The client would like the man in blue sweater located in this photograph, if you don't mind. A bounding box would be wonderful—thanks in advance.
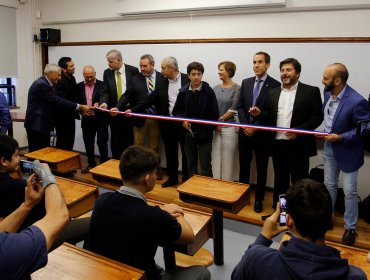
[232,179,366,280]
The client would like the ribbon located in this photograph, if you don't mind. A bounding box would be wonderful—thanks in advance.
[95,107,328,136]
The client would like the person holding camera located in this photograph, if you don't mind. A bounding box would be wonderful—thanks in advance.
[0,160,69,279]
[231,179,366,280]
[0,134,90,249]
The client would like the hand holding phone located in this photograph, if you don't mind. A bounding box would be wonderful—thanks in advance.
[19,160,35,175]
[279,194,287,226]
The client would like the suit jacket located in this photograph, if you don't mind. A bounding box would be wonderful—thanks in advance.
[323,85,369,172]
[56,72,80,120]
[263,82,323,157]
[77,79,103,106]
[24,76,77,135]
[116,70,165,127]
[99,64,139,108]
[238,75,281,125]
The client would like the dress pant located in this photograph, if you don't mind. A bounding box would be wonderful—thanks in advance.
[110,115,134,160]
[26,128,50,152]
[55,114,76,151]
[159,120,189,183]
[133,118,160,154]
[238,131,269,202]
[184,132,213,178]
[81,112,109,167]
[212,126,239,181]
[271,139,309,204]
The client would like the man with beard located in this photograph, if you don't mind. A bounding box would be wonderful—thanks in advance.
[250,58,323,210]
[319,63,369,246]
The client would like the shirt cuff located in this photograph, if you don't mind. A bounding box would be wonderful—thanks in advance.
[76,104,80,111]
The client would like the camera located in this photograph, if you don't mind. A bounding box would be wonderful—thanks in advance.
[19,160,35,175]
[279,194,287,226]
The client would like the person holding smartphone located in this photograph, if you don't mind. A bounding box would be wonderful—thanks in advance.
[232,179,366,280]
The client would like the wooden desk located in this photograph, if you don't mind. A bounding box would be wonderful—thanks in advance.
[280,233,370,278]
[89,159,121,190]
[32,243,145,280]
[8,111,25,137]
[25,147,81,174]
[177,175,250,265]
[57,176,98,218]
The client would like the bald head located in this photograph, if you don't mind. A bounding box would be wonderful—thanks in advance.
[327,63,349,83]
[83,65,96,86]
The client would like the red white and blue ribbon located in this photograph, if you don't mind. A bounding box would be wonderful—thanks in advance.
[95,107,328,136]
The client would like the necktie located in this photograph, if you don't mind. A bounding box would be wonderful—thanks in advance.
[116,71,122,100]
[148,76,154,94]
[252,79,262,106]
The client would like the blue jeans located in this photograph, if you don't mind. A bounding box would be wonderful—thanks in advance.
[322,142,358,230]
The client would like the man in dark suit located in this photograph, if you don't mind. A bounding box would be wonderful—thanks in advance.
[320,63,369,246]
[251,58,323,209]
[55,57,79,150]
[77,65,107,172]
[113,55,165,164]
[99,49,139,159]
[238,52,281,213]
[25,64,91,152]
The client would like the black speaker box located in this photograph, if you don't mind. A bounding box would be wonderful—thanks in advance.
[40,28,61,43]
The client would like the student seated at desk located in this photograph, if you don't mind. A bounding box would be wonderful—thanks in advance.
[232,179,366,280]
[0,161,69,279]
[88,145,210,280]
[0,134,90,250]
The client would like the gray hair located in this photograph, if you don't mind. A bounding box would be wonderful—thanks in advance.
[140,54,155,65]
[106,49,122,61]
[162,56,178,71]
[44,64,61,74]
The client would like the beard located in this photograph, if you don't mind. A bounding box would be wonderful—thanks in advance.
[325,81,335,92]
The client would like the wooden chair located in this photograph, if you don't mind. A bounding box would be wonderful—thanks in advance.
[175,247,214,268]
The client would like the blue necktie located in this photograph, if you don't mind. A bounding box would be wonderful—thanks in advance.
[252,79,262,106]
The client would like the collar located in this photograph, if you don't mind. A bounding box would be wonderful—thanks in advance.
[169,72,180,83]
[189,82,202,92]
[329,85,347,101]
[117,185,147,203]
[44,75,53,87]
[281,81,299,91]
[256,74,267,82]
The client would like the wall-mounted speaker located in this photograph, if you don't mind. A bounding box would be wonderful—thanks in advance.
[40,28,61,43]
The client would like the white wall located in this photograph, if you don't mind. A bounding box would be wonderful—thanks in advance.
[11,0,370,197]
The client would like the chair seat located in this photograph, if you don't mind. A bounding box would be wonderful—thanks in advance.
[175,247,214,268]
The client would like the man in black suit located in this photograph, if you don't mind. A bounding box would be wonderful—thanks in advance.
[114,55,164,159]
[250,58,323,209]
[77,65,108,172]
[25,64,91,152]
[99,49,139,159]
[55,57,79,150]
[238,52,281,213]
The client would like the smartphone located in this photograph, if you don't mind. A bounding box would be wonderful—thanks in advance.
[19,160,35,175]
[279,194,287,226]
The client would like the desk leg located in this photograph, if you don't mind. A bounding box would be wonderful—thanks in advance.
[213,209,224,265]
[163,246,176,272]
[8,122,13,137]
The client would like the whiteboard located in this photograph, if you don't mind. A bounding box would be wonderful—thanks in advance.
[48,42,370,99]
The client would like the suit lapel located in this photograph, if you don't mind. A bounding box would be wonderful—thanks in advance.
[332,86,350,127]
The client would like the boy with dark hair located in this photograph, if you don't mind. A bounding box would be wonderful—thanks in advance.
[231,179,366,280]
[173,61,219,178]
[0,134,90,249]
[88,145,210,280]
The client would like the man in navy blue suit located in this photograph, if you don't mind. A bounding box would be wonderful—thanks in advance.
[77,65,107,172]
[237,52,281,213]
[25,64,92,152]
[320,63,369,246]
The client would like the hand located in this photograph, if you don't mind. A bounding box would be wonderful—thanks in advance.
[33,160,57,189]
[183,121,191,130]
[93,102,99,108]
[79,105,93,116]
[216,126,222,133]
[24,174,43,209]
[249,106,261,117]
[99,103,108,109]
[324,133,342,142]
[124,109,132,117]
[286,132,297,140]
[261,202,288,240]
[163,203,185,218]
[243,128,256,137]
[109,107,119,117]
[315,134,326,140]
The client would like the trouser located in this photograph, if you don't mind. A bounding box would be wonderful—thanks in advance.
[26,128,50,152]
[238,131,269,202]
[110,115,134,160]
[159,265,211,280]
[159,120,189,182]
[133,118,160,154]
[272,140,309,204]
[55,115,75,151]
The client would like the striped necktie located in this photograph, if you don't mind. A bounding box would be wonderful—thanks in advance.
[116,71,122,100]
[148,76,154,94]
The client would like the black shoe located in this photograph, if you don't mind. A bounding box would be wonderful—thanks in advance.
[81,165,95,174]
[254,201,263,213]
[342,229,357,246]
[162,180,178,188]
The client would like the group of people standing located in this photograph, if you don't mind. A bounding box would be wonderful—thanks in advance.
[24,49,369,247]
